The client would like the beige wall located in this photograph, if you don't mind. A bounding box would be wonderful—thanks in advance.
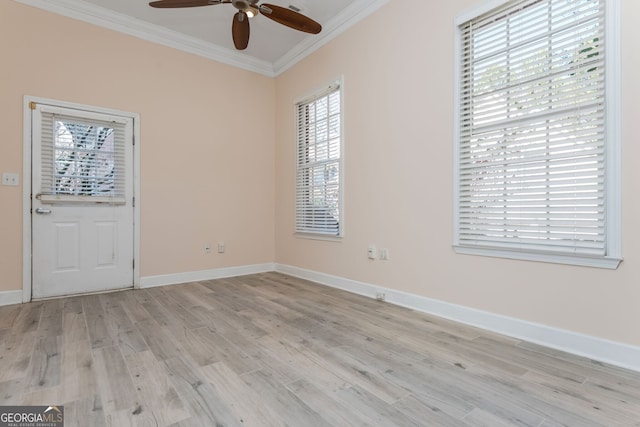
[275,0,640,347]
[0,1,276,289]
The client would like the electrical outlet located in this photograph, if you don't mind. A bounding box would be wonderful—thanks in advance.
[217,242,225,253]
[2,173,19,186]
[379,248,390,260]
[367,245,377,259]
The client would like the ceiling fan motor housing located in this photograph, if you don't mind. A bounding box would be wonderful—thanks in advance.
[232,0,257,10]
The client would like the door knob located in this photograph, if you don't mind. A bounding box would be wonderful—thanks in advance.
[35,208,52,214]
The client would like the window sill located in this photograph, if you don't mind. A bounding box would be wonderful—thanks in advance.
[454,245,622,270]
[295,232,343,242]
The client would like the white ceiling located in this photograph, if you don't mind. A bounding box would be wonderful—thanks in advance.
[16,0,389,76]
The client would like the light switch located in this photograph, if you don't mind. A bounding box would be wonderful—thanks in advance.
[2,173,19,186]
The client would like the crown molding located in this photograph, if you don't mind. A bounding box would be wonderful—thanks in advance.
[14,0,390,78]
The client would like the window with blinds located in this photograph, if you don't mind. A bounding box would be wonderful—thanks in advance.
[40,112,127,204]
[454,0,621,267]
[295,83,343,237]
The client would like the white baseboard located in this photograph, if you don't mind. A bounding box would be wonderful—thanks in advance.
[140,263,276,289]
[0,290,23,307]
[275,263,640,373]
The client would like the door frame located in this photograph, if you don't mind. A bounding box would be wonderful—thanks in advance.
[22,95,141,302]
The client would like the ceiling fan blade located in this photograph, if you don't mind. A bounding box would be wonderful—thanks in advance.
[149,0,226,8]
[259,3,321,34]
[232,12,250,50]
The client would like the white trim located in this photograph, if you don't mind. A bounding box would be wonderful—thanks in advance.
[454,246,622,269]
[22,96,141,302]
[139,263,276,289]
[22,99,33,304]
[133,115,141,290]
[0,290,23,307]
[452,13,462,252]
[14,0,389,78]
[605,0,622,260]
[275,263,640,373]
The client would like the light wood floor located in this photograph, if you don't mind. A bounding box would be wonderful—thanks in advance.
[1,272,639,426]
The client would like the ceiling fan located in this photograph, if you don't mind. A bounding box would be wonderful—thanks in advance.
[149,0,322,50]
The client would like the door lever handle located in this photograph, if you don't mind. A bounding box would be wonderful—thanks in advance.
[35,208,52,215]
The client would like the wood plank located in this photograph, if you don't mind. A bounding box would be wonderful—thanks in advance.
[133,318,183,361]
[200,362,285,426]
[11,301,43,334]
[36,298,64,338]
[178,327,259,374]
[62,298,89,345]
[0,304,23,330]
[92,345,139,415]
[1,273,639,427]
[124,350,190,426]
[469,335,588,384]
[518,369,640,426]
[0,331,36,382]
[310,344,412,404]
[341,342,544,426]
[163,356,243,427]
[240,369,331,427]
[63,396,106,427]
[196,302,268,341]
[60,339,98,403]
[254,334,348,393]
[520,339,640,386]
[21,384,62,406]
[462,407,523,427]
[100,293,148,356]
[118,290,153,323]
[104,408,158,427]
[331,384,421,426]
[147,287,205,330]
[392,394,473,427]
[24,334,62,393]
[218,326,303,384]
[0,378,26,405]
[81,295,114,349]
[286,379,379,427]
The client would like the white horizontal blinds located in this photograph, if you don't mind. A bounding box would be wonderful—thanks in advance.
[458,0,606,255]
[40,112,126,201]
[296,84,342,235]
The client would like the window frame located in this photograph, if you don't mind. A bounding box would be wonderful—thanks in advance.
[38,112,127,205]
[453,0,621,269]
[294,79,345,239]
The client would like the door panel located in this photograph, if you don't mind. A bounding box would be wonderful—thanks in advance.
[96,221,117,267]
[54,222,80,270]
[32,103,134,299]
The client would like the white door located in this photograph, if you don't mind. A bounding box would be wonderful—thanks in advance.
[31,103,134,299]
